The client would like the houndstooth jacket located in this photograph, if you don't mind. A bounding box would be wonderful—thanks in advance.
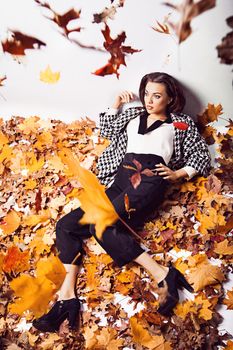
[96,106,211,187]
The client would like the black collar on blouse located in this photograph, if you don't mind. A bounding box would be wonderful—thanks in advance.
[138,111,173,135]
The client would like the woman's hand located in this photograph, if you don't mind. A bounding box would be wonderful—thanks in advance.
[112,91,135,109]
[155,163,180,182]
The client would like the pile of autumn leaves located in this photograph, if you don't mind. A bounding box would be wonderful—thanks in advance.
[0,108,232,350]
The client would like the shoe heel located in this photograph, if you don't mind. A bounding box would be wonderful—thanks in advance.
[177,271,194,292]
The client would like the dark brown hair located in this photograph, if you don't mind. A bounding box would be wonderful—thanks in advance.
[139,72,186,113]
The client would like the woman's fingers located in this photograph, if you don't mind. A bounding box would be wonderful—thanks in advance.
[119,91,134,103]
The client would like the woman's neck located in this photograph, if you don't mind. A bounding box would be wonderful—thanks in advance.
[147,113,168,121]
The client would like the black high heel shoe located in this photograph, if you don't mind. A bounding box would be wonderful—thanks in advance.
[157,266,194,316]
[32,298,81,332]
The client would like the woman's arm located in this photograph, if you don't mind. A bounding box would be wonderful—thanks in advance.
[99,90,138,141]
[181,116,212,177]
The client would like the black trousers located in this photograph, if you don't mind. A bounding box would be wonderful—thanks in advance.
[56,153,169,267]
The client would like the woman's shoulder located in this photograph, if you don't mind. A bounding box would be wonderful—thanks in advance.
[171,112,196,126]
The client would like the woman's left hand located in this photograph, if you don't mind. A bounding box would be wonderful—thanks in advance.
[155,163,179,182]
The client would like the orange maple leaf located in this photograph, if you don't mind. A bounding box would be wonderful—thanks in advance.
[3,246,29,274]
[58,148,119,240]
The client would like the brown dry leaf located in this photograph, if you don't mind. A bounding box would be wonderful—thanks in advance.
[174,294,213,320]
[93,24,141,78]
[223,289,233,309]
[152,20,170,34]
[35,0,82,37]
[2,31,46,56]
[188,261,224,291]
[216,16,233,65]
[197,102,224,127]
[163,0,216,43]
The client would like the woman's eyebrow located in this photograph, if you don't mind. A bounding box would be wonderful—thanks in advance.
[145,90,162,94]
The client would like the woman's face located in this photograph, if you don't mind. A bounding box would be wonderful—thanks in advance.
[144,81,172,115]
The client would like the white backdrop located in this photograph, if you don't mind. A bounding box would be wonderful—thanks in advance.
[0,0,232,125]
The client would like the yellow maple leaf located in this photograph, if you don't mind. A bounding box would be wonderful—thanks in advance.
[130,316,166,349]
[188,261,224,291]
[40,65,60,84]
[26,151,44,173]
[58,148,119,240]
[9,255,66,317]
[223,289,233,309]
[214,239,233,256]
[23,209,51,227]
[174,294,213,320]
[174,257,188,274]
[0,131,9,148]
[0,144,13,163]
[24,179,37,190]
[0,210,21,235]
[195,208,226,235]
[34,131,53,150]
[18,116,40,135]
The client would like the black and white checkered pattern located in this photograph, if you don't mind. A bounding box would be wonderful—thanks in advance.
[96,107,211,187]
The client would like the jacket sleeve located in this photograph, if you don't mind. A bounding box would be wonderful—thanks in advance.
[182,116,212,177]
[99,107,142,141]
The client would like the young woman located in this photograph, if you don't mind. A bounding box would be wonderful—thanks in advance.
[33,72,211,332]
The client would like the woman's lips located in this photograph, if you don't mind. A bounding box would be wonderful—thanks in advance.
[146,106,153,110]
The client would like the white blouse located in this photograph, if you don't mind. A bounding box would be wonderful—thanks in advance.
[105,108,198,180]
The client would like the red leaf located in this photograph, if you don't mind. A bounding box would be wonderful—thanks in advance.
[93,24,141,78]
[130,172,141,189]
[132,159,142,171]
[173,121,189,130]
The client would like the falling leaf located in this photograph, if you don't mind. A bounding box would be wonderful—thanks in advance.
[216,16,233,65]
[163,0,216,43]
[35,0,82,37]
[9,255,66,317]
[40,65,60,84]
[152,20,170,34]
[93,24,141,78]
[2,31,46,56]
[58,148,119,239]
[0,75,7,86]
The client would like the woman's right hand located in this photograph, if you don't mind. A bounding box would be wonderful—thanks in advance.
[112,91,135,109]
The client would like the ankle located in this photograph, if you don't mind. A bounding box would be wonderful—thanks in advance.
[57,292,76,301]
[156,266,169,284]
